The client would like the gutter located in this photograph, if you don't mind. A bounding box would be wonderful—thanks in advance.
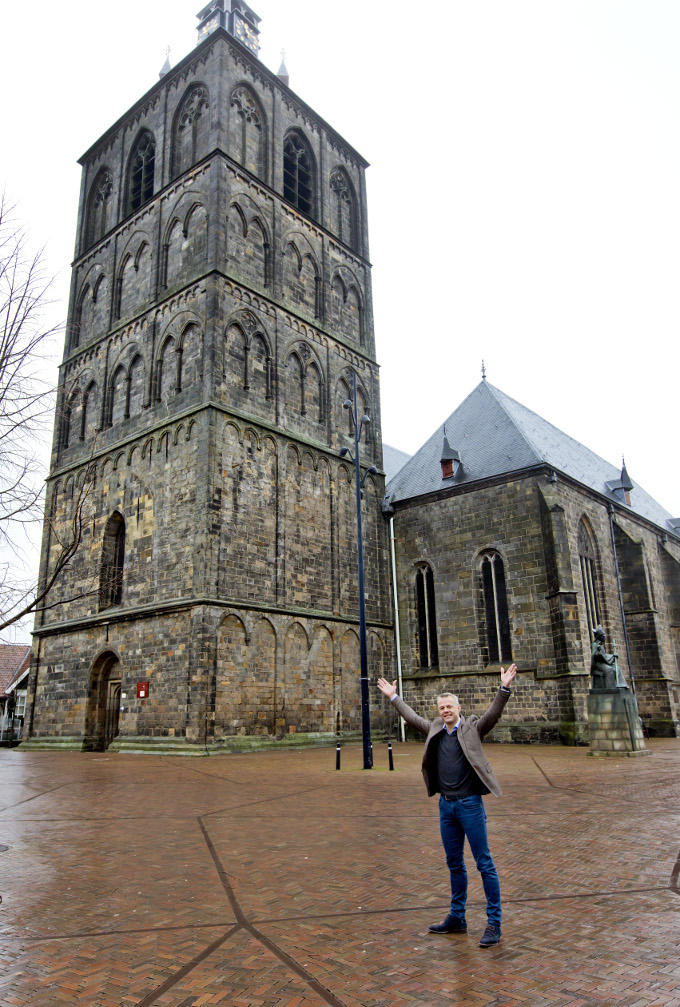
[389,514,405,742]
[608,504,636,695]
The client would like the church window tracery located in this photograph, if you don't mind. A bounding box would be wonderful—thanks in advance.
[85,169,113,249]
[578,519,602,639]
[230,86,265,179]
[126,132,156,214]
[283,132,315,216]
[415,564,438,669]
[172,85,210,177]
[330,168,357,251]
[479,550,512,664]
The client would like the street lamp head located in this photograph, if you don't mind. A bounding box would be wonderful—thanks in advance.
[361,415,371,425]
[367,465,378,475]
[343,399,352,409]
[339,447,349,457]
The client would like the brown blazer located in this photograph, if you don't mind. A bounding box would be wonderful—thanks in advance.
[392,688,511,798]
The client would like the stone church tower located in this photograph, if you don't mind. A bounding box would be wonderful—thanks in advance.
[25,1,393,753]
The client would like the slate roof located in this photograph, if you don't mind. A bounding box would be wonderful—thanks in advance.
[382,444,411,483]
[0,645,30,697]
[386,381,678,536]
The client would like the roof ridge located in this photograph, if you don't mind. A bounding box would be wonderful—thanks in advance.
[482,382,543,464]
[486,382,628,480]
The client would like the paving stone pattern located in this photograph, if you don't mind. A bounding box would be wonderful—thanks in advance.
[1,741,679,1006]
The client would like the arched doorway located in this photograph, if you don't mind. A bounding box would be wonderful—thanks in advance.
[84,652,122,751]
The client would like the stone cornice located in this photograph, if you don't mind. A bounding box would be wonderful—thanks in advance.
[390,464,680,545]
[61,263,377,374]
[47,400,383,484]
[73,149,372,273]
[33,596,392,638]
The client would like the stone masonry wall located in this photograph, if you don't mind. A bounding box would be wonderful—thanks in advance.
[29,28,392,750]
[392,470,680,739]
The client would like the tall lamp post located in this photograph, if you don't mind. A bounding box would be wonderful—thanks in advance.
[339,369,377,770]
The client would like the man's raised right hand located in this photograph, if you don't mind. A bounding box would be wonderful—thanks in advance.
[376,677,397,699]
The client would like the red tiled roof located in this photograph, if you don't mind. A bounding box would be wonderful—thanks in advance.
[0,645,31,696]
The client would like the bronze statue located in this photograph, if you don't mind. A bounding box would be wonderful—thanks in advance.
[590,626,625,690]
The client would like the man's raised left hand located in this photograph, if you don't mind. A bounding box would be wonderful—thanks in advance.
[500,663,517,688]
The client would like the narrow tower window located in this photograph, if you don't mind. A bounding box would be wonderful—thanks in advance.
[230,86,265,179]
[330,168,357,251]
[99,512,125,610]
[283,132,314,215]
[85,169,113,249]
[127,132,156,214]
[172,85,210,177]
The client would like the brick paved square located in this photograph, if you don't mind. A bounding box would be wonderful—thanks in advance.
[1,741,679,1006]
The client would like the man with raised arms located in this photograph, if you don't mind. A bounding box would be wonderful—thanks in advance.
[377,664,517,948]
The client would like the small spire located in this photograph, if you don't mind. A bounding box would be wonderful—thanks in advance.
[605,455,634,504]
[277,49,290,87]
[440,430,461,479]
[620,457,633,492]
[159,46,172,78]
[481,359,487,381]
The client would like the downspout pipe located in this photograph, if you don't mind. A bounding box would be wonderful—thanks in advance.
[608,504,636,695]
[389,514,406,742]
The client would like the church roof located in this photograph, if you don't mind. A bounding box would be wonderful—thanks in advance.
[382,444,411,483]
[386,381,677,536]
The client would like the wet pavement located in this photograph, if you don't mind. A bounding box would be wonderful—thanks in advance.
[1,738,679,1006]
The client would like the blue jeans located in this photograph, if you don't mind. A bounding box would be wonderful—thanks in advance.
[438,794,501,927]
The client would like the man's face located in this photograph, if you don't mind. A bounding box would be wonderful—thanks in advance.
[437,696,460,725]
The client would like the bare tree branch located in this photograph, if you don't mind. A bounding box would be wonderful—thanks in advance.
[0,194,88,637]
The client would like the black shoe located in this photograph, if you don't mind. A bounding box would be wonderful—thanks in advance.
[479,924,501,947]
[428,916,467,934]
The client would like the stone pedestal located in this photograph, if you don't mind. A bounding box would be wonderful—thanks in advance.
[587,687,648,757]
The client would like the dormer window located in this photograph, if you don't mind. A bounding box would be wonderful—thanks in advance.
[440,433,461,480]
[606,459,634,506]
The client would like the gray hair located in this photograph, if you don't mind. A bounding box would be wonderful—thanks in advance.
[436,692,459,705]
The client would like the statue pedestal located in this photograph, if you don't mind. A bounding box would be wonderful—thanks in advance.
[587,688,648,757]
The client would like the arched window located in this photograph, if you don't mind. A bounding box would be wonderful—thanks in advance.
[72,285,89,351]
[283,132,314,216]
[85,169,113,249]
[578,520,602,638]
[82,381,98,440]
[416,565,438,669]
[306,361,324,423]
[99,512,125,610]
[479,551,512,664]
[230,85,265,178]
[61,396,74,451]
[178,324,201,393]
[172,85,210,177]
[285,352,304,415]
[329,168,357,251]
[156,336,177,402]
[126,131,156,214]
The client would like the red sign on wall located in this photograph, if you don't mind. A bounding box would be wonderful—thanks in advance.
[137,681,150,699]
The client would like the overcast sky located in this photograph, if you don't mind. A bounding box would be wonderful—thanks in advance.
[2,1,679,639]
